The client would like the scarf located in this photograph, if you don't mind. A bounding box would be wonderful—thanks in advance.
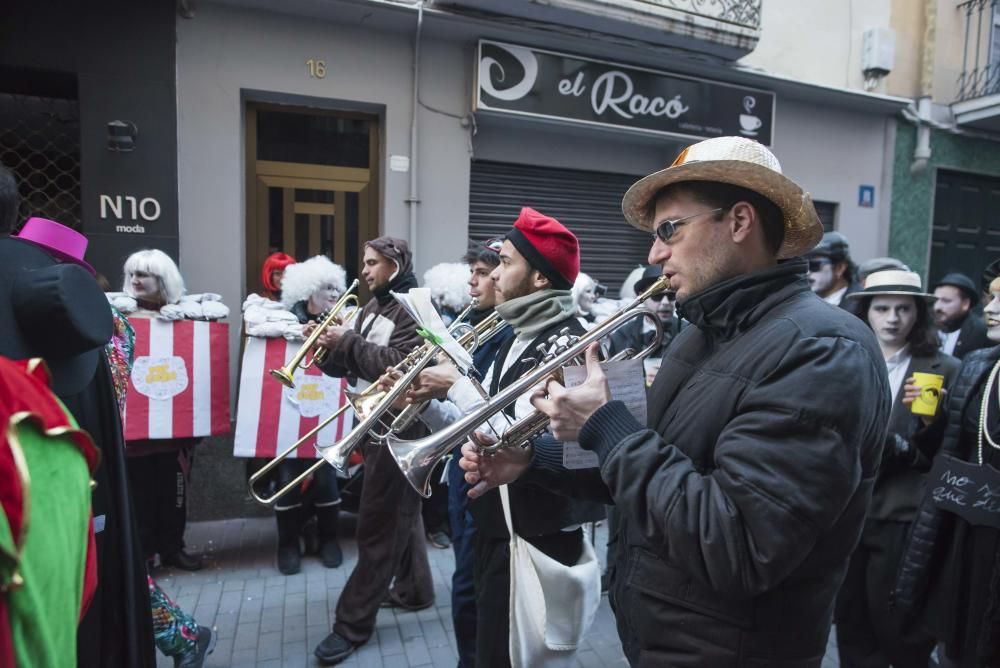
[495,288,575,340]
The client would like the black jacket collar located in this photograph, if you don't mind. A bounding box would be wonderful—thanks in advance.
[677,259,810,339]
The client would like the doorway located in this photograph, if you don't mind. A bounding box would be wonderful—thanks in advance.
[245,103,379,300]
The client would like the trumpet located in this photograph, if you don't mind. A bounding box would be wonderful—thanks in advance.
[388,310,507,434]
[316,304,506,473]
[269,279,360,388]
[384,275,672,498]
[248,300,506,506]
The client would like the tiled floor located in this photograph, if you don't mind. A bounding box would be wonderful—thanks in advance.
[152,517,840,667]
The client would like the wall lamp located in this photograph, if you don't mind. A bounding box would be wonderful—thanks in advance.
[107,120,138,152]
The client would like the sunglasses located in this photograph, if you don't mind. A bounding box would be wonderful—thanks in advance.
[652,208,724,243]
[483,238,504,252]
[807,258,832,272]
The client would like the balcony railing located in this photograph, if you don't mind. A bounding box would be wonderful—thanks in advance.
[431,0,762,60]
[644,0,762,29]
[957,0,1000,101]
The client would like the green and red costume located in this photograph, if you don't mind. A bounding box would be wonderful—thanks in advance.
[0,357,98,667]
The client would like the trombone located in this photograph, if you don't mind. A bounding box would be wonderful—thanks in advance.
[315,303,505,474]
[384,275,672,498]
[247,299,505,506]
[269,279,360,388]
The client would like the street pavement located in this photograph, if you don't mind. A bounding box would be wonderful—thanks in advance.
[153,516,841,667]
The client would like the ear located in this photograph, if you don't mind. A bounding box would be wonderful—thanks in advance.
[729,201,755,244]
[532,270,551,290]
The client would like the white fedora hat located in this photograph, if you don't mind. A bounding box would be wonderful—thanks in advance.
[846,269,936,301]
[621,136,823,259]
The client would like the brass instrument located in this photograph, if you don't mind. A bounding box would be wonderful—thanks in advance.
[388,309,507,434]
[248,298,506,506]
[384,275,671,497]
[268,279,360,388]
[316,305,505,474]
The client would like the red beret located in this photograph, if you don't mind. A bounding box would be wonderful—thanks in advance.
[506,207,580,290]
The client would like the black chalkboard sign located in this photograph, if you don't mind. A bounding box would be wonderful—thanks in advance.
[928,454,1000,529]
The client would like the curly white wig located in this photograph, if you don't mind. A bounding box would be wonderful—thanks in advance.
[280,255,347,308]
[422,262,472,314]
[619,265,645,301]
[572,272,596,309]
[122,249,186,304]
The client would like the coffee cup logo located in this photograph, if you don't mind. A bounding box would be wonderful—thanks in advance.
[739,96,762,137]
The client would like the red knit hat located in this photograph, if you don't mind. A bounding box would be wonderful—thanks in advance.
[505,207,579,290]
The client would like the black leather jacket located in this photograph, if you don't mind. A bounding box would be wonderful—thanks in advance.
[529,261,890,666]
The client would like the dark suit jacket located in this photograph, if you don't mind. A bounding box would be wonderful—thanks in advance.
[869,349,960,522]
[951,312,991,360]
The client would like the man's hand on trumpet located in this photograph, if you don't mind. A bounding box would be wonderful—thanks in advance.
[406,364,461,403]
[459,432,532,499]
[530,342,610,442]
[318,326,350,350]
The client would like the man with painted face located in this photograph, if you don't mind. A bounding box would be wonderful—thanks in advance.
[933,272,991,360]
[312,237,435,665]
[402,208,605,667]
[835,270,959,667]
[460,137,891,665]
[805,231,861,309]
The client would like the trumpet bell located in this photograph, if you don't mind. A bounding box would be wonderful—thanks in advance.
[346,389,388,421]
[268,367,295,388]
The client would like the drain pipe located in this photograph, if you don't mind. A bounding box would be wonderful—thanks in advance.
[911,0,936,174]
[408,0,424,261]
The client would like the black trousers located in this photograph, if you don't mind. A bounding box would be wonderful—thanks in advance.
[835,518,936,668]
[473,528,583,668]
[333,441,434,644]
[126,448,191,558]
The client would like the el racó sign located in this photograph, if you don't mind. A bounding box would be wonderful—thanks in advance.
[475,40,775,145]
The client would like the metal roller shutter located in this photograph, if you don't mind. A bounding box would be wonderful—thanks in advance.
[469,160,649,298]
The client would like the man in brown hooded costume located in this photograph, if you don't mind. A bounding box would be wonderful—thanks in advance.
[312,236,435,665]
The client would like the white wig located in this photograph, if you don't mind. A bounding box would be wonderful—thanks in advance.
[122,249,186,304]
[619,265,645,301]
[280,255,347,309]
[422,262,472,313]
[572,272,596,309]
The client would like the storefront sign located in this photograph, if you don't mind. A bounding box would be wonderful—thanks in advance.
[475,41,775,145]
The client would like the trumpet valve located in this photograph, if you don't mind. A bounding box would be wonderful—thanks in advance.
[269,367,295,388]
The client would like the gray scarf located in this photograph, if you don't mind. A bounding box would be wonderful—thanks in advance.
[495,289,575,340]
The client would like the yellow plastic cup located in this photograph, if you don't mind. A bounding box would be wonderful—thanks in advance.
[910,372,945,417]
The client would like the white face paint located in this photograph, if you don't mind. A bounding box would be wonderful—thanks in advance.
[867,295,917,352]
[984,289,1000,343]
[129,270,162,303]
[578,283,597,313]
[308,282,340,315]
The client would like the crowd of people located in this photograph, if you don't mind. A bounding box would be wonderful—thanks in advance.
[4,133,1000,668]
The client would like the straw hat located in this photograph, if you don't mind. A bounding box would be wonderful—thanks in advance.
[621,136,823,259]
[845,269,936,301]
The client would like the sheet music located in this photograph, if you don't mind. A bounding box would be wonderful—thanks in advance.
[560,357,646,469]
[391,287,473,372]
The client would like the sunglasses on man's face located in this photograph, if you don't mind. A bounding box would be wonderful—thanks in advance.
[652,208,724,244]
[807,258,832,273]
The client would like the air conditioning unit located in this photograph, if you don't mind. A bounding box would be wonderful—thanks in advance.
[862,27,896,79]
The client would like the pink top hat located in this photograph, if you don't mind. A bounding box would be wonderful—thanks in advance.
[12,217,95,275]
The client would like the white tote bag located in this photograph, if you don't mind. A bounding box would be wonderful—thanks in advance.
[500,484,602,668]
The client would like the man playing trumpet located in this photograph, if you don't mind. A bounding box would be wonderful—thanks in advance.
[400,208,605,667]
[310,237,434,665]
[461,137,892,665]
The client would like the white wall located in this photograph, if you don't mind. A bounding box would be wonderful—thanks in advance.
[741,0,893,93]
[771,97,892,262]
